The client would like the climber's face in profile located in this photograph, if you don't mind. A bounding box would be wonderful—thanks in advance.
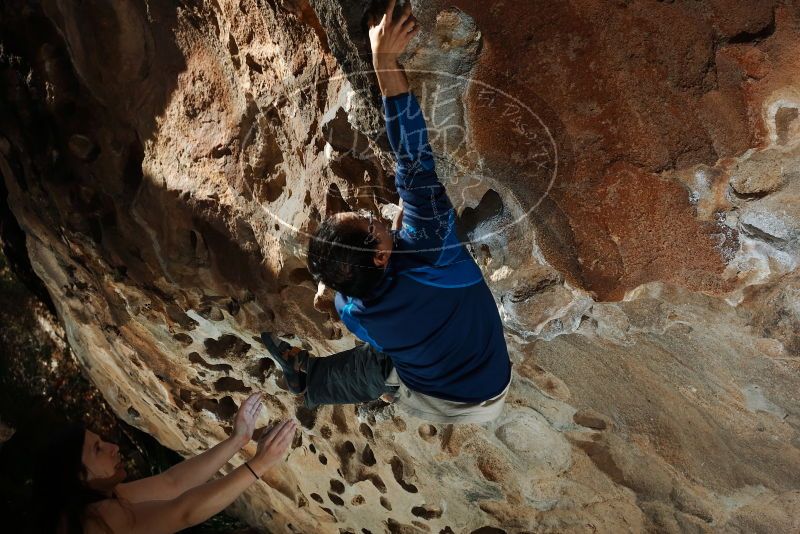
[81,430,126,488]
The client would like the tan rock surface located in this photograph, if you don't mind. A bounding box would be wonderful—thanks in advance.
[1,0,799,532]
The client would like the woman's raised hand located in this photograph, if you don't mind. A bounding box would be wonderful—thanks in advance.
[249,420,297,475]
[231,393,263,447]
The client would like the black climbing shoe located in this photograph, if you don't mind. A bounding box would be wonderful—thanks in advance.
[260,332,308,394]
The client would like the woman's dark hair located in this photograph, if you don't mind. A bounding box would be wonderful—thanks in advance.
[307,215,385,299]
[33,423,108,534]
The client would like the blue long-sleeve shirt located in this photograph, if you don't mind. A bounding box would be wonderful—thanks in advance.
[334,92,511,403]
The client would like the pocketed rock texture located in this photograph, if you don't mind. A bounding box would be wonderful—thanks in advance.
[1,1,800,532]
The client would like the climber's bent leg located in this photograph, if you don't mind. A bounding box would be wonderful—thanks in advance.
[304,343,396,408]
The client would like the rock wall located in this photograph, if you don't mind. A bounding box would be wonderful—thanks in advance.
[1,0,799,532]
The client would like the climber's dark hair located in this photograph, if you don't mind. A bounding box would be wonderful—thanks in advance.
[307,214,385,299]
[32,423,111,534]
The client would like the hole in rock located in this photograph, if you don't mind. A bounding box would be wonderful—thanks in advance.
[245,53,263,73]
[389,456,418,493]
[263,171,287,203]
[418,424,437,440]
[331,405,349,433]
[122,139,145,192]
[310,492,324,504]
[289,267,314,285]
[323,107,366,153]
[329,479,345,494]
[412,505,443,520]
[204,334,251,359]
[189,229,198,251]
[292,431,302,449]
[320,507,335,518]
[327,492,344,506]
[387,518,422,534]
[470,529,506,534]
[297,495,307,508]
[727,15,777,44]
[456,189,504,240]
[320,425,333,439]
[440,529,455,534]
[226,298,240,316]
[362,529,372,534]
[188,352,233,372]
[392,417,406,431]
[296,405,318,429]
[325,183,351,216]
[361,444,376,466]
[309,443,316,453]
[155,373,171,384]
[357,470,386,494]
[249,357,275,381]
[338,440,356,457]
[476,244,492,266]
[173,333,193,346]
[227,34,240,68]
[127,406,140,418]
[319,454,328,465]
[198,304,224,321]
[210,144,232,158]
[166,304,199,330]
[192,395,237,421]
[336,440,357,479]
[213,377,250,393]
[359,422,374,442]
[179,389,193,403]
[380,496,392,511]
[352,495,365,506]
[775,106,799,145]
[215,396,237,420]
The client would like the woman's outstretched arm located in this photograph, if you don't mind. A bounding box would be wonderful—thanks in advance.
[91,420,297,534]
[115,393,263,503]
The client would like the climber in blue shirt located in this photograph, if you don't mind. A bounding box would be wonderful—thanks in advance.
[262,0,511,423]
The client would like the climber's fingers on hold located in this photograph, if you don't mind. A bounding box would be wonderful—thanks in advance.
[385,0,397,24]
[395,2,413,29]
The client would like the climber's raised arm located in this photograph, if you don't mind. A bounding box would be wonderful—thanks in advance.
[115,393,264,503]
[369,0,414,97]
[369,0,455,263]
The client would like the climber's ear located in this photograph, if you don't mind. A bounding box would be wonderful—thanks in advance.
[373,249,390,268]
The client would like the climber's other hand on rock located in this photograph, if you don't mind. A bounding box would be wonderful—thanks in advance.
[250,420,297,475]
[368,0,420,67]
[232,392,263,448]
[314,281,337,317]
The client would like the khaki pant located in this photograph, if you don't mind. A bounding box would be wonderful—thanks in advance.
[386,369,510,424]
